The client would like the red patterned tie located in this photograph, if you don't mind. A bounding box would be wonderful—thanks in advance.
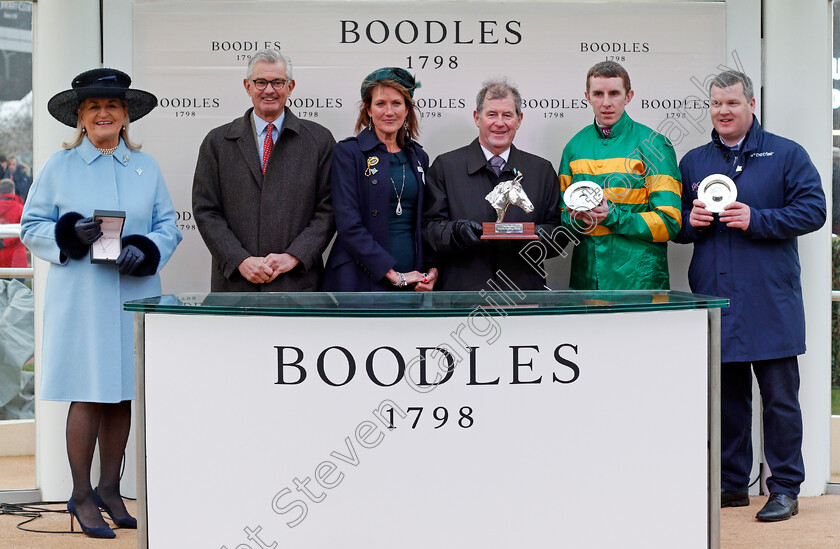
[261,123,274,174]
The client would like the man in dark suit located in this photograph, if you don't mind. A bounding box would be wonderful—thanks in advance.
[422,78,563,291]
[193,49,335,291]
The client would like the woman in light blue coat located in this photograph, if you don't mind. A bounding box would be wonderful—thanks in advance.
[21,69,181,538]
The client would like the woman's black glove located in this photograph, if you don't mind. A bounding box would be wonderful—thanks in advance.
[116,245,145,275]
[73,217,103,245]
[452,220,483,249]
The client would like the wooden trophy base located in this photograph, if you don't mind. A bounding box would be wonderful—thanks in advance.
[481,221,538,240]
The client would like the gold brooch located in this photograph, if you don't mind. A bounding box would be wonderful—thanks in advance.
[365,156,379,177]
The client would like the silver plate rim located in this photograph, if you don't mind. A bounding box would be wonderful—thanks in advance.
[698,174,737,213]
[564,180,604,212]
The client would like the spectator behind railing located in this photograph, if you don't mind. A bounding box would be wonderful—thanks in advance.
[0,178,27,268]
[3,156,33,203]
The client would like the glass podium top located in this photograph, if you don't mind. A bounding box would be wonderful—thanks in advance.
[125,291,727,317]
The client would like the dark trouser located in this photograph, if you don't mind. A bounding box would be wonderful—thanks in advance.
[720,356,805,498]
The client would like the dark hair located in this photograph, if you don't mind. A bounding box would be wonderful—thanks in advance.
[586,61,632,93]
[355,80,419,148]
[0,154,6,164]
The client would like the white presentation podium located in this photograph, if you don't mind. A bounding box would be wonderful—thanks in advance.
[126,290,725,549]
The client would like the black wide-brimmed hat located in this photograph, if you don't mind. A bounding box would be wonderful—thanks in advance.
[47,68,158,127]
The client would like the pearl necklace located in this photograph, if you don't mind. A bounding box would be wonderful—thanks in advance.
[97,146,118,155]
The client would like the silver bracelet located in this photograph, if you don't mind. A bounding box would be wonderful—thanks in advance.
[392,272,407,287]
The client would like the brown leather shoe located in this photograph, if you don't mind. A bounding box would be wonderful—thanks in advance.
[721,489,749,507]
[755,493,798,522]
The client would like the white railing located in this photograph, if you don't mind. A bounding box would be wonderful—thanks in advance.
[0,224,33,278]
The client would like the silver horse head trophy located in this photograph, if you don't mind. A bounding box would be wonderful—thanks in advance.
[485,171,534,223]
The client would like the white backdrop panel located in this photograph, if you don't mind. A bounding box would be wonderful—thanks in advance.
[133,1,726,293]
[143,308,709,548]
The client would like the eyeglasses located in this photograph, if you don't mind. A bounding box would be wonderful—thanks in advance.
[251,78,289,91]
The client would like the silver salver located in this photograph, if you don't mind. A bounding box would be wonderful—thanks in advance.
[698,174,738,213]
[563,180,604,212]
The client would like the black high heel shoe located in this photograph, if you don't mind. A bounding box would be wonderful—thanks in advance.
[93,488,138,529]
[67,498,116,538]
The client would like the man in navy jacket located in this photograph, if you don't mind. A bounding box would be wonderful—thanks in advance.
[678,70,826,521]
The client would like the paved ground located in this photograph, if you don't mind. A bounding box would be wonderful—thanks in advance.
[720,495,840,548]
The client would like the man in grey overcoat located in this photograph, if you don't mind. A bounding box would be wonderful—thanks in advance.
[193,49,335,291]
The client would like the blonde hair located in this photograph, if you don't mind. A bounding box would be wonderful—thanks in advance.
[62,99,142,151]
